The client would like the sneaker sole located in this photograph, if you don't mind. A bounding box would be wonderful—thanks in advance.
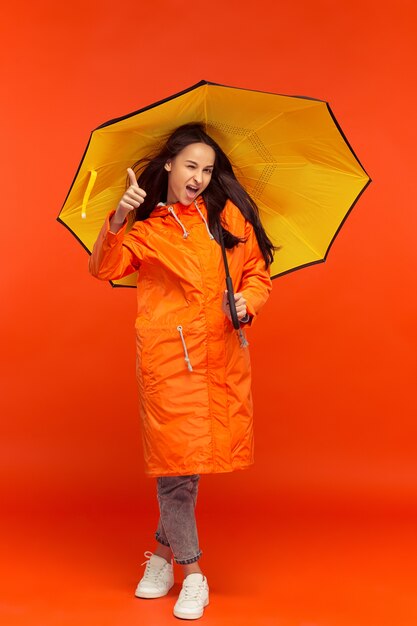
[173,597,209,619]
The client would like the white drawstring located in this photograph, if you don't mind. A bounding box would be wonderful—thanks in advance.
[194,200,214,239]
[177,325,193,371]
[167,202,214,240]
[168,206,190,238]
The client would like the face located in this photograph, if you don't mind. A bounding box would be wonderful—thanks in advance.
[165,142,215,205]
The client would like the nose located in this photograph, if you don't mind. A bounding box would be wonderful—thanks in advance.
[193,170,202,184]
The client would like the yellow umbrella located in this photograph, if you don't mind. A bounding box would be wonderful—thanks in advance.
[58,80,371,287]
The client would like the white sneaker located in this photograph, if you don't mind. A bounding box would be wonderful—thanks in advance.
[135,551,174,599]
[173,572,209,620]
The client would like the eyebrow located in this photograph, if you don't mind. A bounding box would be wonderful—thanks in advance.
[185,160,214,168]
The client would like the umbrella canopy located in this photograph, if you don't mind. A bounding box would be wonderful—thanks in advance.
[58,80,371,287]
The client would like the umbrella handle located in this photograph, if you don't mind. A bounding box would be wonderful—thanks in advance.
[81,169,97,219]
[217,211,242,332]
[226,276,240,330]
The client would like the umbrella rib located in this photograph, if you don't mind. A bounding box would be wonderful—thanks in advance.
[239,163,368,179]
[223,112,284,160]
[259,206,322,258]
[226,102,322,160]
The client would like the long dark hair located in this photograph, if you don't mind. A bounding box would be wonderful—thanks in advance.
[131,123,277,267]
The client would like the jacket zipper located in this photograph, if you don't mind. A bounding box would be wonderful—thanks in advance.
[176,325,193,372]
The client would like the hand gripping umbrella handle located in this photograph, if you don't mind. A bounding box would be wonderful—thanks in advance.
[226,275,249,347]
[218,219,248,349]
[225,276,240,330]
[218,219,240,330]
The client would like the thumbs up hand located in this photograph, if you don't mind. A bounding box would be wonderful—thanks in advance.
[109,168,147,233]
[115,168,147,222]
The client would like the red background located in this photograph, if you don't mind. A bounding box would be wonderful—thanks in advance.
[1,1,416,624]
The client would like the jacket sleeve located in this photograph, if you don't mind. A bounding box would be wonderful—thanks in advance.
[89,211,145,281]
[238,219,273,327]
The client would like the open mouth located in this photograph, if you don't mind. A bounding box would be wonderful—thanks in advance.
[186,185,200,197]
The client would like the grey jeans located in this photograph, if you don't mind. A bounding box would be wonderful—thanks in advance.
[155,474,202,565]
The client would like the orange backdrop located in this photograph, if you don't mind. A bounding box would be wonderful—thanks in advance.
[1,0,416,517]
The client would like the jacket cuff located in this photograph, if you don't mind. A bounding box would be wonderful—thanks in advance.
[241,298,256,327]
[106,211,128,242]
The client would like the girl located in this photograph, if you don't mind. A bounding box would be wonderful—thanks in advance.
[89,123,275,620]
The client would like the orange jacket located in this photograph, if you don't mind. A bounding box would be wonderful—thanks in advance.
[89,196,272,477]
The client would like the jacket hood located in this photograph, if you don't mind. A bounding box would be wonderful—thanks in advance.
[149,195,205,218]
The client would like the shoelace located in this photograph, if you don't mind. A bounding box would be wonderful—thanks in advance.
[181,578,205,600]
[140,551,166,582]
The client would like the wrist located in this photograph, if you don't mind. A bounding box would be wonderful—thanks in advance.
[110,212,127,233]
[114,209,128,223]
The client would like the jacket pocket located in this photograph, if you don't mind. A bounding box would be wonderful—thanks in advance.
[135,323,203,387]
[135,323,209,421]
